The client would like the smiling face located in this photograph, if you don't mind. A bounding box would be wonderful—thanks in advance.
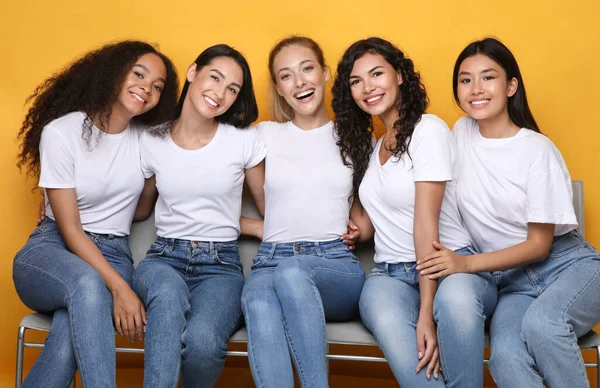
[349,53,402,117]
[272,44,329,119]
[456,53,518,121]
[185,56,243,119]
[116,53,167,118]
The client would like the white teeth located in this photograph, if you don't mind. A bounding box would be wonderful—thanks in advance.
[366,95,382,103]
[131,93,145,103]
[471,100,489,105]
[295,90,314,98]
[204,96,218,107]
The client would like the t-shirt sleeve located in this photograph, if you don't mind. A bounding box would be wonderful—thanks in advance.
[139,132,155,179]
[526,140,578,232]
[38,126,76,189]
[243,127,267,169]
[410,118,454,182]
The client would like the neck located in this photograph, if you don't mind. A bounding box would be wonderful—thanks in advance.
[477,110,520,139]
[379,106,400,137]
[174,98,218,138]
[292,104,330,130]
[95,105,131,134]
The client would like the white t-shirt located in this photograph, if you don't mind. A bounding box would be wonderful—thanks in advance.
[257,120,353,242]
[140,123,266,241]
[39,111,145,236]
[359,114,472,264]
[453,117,577,253]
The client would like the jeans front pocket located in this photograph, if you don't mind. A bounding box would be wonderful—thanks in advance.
[214,243,243,272]
[145,240,168,258]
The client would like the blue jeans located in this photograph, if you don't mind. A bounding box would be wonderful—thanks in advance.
[360,247,481,387]
[241,240,365,388]
[132,237,245,388]
[433,248,498,388]
[488,231,600,388]
[13,218,134,388]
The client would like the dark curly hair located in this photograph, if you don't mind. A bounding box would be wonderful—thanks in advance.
[148,44,258,137]
[332,37,429,196]
[17,40,179,180]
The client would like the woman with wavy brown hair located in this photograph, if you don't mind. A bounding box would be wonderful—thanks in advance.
[332,38,495,387]
[13,40,178,388]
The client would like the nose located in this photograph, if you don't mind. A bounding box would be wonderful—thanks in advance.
[472,79,484,95]
[139,82,151,95]
[295,74,307,88]
[362,79,375,94]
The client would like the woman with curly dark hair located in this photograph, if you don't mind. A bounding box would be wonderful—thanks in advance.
[332,38,495,387]
[240,36,364,388]
[13,40,178,388]
[131,44,265,388]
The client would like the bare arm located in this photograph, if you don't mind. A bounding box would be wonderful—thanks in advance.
[46,188,146,342]
[418,223,554,279]
[240,216,263,240]
[349,198,375,242]
[133,176,158,222]
[413,181,446,380]
[244,160,265,217]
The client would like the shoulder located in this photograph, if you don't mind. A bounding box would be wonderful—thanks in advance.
[44,111,87,136]
[412,114,453,145]
[451,116,477,136]
[254,120,285,136]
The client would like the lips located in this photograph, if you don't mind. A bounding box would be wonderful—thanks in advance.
[469,99,490,108]
[204,95,220,108]
[130,92,146,104]
[364,94,384,105]
[294,89,315,100]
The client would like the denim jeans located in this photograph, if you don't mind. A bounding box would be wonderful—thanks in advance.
[488,231,600,388]
[132,237,245,388]
[13,218,134,388]
[433,247,498,388]
[360,247,481,387]
[241,239,365,388]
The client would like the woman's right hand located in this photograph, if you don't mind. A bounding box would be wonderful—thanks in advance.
[111,284,147,342]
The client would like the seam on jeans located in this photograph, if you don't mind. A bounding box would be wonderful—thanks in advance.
[240,294,267,388]
[308,266,366,279]
[559,260,600,383]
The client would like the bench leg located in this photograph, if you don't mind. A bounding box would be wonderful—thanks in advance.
[68,377,76,388]
[597,346,599,388]
[325,343,330,377]
[16,326,25,388]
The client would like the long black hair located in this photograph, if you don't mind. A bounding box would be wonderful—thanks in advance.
[17,40,179,180]
[150,44,258,136]
[453,37,540,132]
[332,37,428,196]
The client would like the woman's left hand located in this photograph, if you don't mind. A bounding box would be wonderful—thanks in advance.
[340,219,360,250]
[416,241,471,279]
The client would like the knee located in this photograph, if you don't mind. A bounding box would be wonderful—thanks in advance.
[241,288,276,319]
[183,324,227,362]
[47,311,76,365]
[74,270,110,307]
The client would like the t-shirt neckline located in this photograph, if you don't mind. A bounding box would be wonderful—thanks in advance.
[167,123,222,153]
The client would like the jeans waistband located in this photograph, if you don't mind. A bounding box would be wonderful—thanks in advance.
[258,239,347,258]
[155,236,237,249]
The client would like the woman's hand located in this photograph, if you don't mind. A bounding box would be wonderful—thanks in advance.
[340,219,360,250]
[111,284,147,342]
[415,317,441,380]
[417,241,472,279]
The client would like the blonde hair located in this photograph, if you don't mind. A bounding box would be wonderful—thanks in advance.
[268,36,326,123]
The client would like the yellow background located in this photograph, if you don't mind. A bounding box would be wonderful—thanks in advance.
[2,0,599,385]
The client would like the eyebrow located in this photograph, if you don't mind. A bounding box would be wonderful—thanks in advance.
[276,60,315,75]
[210,69,241,89]
[458,68,498,77]
[349,65,384,79]
[133,64,166,84]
